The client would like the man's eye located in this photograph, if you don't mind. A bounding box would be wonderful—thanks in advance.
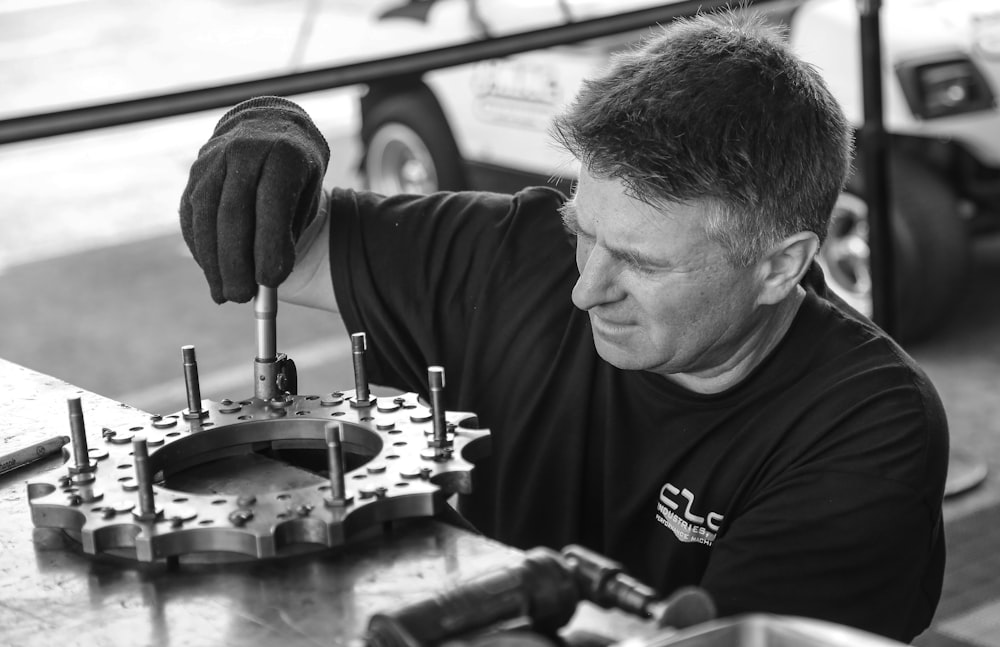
[626,256,657,275]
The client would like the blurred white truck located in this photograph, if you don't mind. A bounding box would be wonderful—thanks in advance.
[354,0,1000,343]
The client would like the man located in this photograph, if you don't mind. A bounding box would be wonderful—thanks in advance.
[179,10,948,642]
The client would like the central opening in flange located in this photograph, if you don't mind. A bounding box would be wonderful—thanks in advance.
[149,419,383,496]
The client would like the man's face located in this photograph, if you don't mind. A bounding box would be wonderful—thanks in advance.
[564,168,767,381]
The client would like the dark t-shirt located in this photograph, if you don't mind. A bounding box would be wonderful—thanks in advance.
[327,186,948,642]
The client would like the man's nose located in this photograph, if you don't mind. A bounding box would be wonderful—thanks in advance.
[572,245,622,311]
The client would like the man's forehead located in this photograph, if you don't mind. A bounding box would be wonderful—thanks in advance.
[571,171,688,230]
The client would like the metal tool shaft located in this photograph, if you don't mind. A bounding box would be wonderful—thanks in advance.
[255,286,278,362]
[254,285,291,402]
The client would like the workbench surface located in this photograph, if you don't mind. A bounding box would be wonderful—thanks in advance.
[0,358,524,647]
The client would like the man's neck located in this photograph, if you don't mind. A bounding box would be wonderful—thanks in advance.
[667,287,806,395]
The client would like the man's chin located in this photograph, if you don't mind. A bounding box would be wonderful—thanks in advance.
[592,334,647,371]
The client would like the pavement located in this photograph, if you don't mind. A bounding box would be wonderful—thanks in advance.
[904,231,1000,647]
[926,504,1000,647]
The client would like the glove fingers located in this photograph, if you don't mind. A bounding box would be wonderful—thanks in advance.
[216,139,268,303]
[181,152,228,304]
[254,138,313,288]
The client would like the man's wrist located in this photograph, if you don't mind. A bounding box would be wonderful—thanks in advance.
[213,96,329,149]
[281,192,339,313]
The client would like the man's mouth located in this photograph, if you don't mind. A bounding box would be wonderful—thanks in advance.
[589,313,633,336]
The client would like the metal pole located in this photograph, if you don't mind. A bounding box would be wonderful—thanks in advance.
[857,0,895,336]
[0,0,764,145]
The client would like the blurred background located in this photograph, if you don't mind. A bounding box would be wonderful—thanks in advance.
[1,0,999,535]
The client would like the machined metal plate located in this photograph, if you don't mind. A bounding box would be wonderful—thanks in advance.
[26,390,490,562]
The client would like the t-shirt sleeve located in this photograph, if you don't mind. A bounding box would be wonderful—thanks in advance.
[325,186,572,399]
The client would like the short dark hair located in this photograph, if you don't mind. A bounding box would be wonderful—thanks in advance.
[551,9,853,266]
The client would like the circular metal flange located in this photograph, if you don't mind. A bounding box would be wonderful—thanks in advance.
[26,389,489,563]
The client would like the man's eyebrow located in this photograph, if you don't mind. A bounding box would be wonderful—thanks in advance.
[559,199,671,269]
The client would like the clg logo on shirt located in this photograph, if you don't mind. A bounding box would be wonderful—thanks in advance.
[655,483,724,546]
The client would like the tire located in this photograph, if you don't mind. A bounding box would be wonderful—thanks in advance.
[817,152,971,344]
[361,88,467,194]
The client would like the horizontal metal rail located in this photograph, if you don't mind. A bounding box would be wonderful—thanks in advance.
[0,0,771,145]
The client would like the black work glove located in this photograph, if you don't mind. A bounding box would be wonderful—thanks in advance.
[179,96,331,303]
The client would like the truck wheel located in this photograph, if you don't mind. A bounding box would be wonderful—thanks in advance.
[818,153,970,344]
[361,89,466,194]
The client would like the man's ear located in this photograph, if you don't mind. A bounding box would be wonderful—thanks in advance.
[756,232,820,305]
